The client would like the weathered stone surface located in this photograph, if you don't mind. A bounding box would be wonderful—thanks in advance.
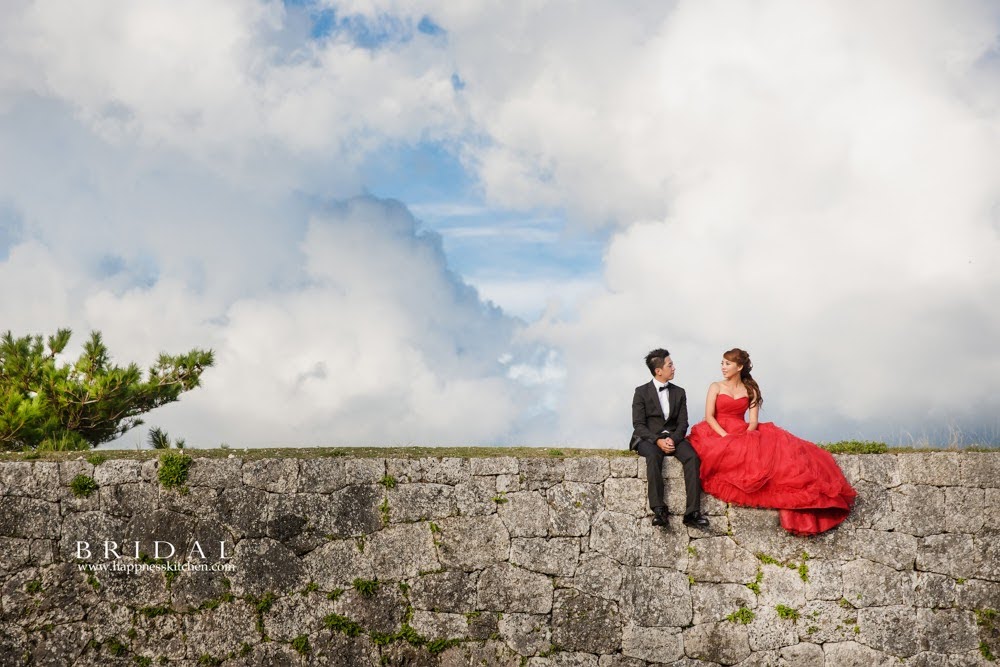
[955,577,1000,609]
[622,566,692,627]
[846,480,893,532]
[898,452,962,486]
[242,458,299,493]
[598,655,647,667]
[842,559,913,607]
[315,484,383,538]
[365,522,439,580]
[99,482,158,517]
[590,510,645,566]
[689,537,758,584]
[546,481,603,536]
[603,477,647,517]
[916,533,977,579]
[410,570,478,613]
[916,608,978,653]
[890,485,947,536]
[477,563,553,614]
[796,600,860,645]
[0,496,60,539]
[423,457,472,485]
[437,515,510,570]
[519,458,565,489]
[411,610,468,640]
[498,491,549,537]
[804,558,843,601]
[913,571,958,608]
[498,612,550,656]
[440,640,522,667]
[552,589,622,653]
[779,642,824,667]
[296,457,348,493]
[610,456,639,478]
[344,458,385,485]
[387,482,456,522]
[683,621,752,665]
[858,455,901,487]
[747,605,799,652]
[228,538,307,597]
[621,624,683,663]
[302,538,372,589]
[262,592,337,640]
[564,457,610,483]
[757,563,807,608]
[471,457,518,476]
[647,524,691,569]
[851,527,917,570]
[822,640,897,667]
[974,529,1000,580]
[183,599,259,659]
[331,585,406,635]
[857,605,920,657]
[310,630,380,666]
[944,486,984,534]
[959,452,1000,488]
[216,486,270,538]
[692,583,758,624]
[510,537,579,577]
[186,456,244,488]
[57,510,128,561]
[455,476,499,516]
[92,459,143,486]
[572,552,625,602]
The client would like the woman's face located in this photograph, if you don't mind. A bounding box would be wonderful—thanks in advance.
[721,357,742,380]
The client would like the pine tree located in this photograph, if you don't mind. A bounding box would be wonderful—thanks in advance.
[0,328,213,451]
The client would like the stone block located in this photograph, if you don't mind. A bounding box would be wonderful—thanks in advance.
[296,458,348,493]
[409,570,478,613]
[422,457,471,485]
[916,534,977,580]
[609,456,639,478]
[916,608,978,653]
[471,457,518,476]
[646,526,690,570]
[365,523,439,580]
[498,491,549,537]
[519,458,565,490]
[898,453,962,486]
[455,476,499,516]
[682,621,752,665]
[331,586,406,635]
[804,558,843,601]
[262,592,337,641]
[913,572,958,608]
[857,605,920,657]
[986,488,1000,530]
[0,496,60,539]
[552,588,622,653]
[747,604,799,652]
[498,612,551,656]
[622,566,692,627]
[242,458,298,493]
[691,583,757,624]
[955,577,1000,610]
[757,563,807,609]
[564,457,610,483]
[845,480,893,531]
[945,486,985,533]
[571,552,625,602]
[510,537,579,577]
[858,455,901,487]
[590,510,645,566]
[313,484,383,538]
[227,537,307,598]
[387,483,456,523]
[889,484,947,537]
[842,559,914,607]
[959,452,1000,488]
[973,529,1000,580]
[214,486,269,539]
[410,610,468,640]
[183,599,259,659]
[476,563,553,614]
[822,640,897,667]
[436,515,510,571]
[621,624,683,663]
[546,481,603,536]
[496,473,524,493]
[603,477,647,517]
[779,642,824,667]
[186,457,243,489]
[386,458,423,483]
[796,600,861,645]
[91,459,143,486]
[688,537,758,584]
[99,482,157,517]
[57,460,94,486]
[851,527,917,570]
[344,458,385,485]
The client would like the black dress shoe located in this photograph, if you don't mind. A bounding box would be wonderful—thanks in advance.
[652,508,670,527]
[683,512,710,528]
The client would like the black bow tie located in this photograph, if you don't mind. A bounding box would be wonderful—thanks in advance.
[658,385,668,392]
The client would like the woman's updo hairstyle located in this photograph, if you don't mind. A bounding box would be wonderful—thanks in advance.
[724,348,762,408]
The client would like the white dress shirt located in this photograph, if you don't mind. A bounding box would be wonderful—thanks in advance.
[652,379,670,422]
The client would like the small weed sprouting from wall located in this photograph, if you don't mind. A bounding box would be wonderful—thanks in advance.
[70,474,98,498]
[157,451,192,493]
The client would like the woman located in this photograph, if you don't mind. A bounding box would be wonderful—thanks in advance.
[687,348,856,535]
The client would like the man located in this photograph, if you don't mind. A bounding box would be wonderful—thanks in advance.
[628,348,709,529]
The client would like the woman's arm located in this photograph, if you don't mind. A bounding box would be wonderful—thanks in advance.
[704,383,727,437]
[747,401,759,432]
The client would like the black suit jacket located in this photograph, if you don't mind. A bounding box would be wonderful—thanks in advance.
[628,381,690,451]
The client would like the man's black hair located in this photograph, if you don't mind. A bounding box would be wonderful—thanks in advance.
[645,348,670,376]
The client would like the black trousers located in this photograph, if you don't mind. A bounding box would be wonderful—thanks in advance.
[636,438,702,516]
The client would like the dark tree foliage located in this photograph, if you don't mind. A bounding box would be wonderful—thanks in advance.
[0,328,213,451]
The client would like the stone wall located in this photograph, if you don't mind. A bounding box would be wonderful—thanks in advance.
[1,452,998,666]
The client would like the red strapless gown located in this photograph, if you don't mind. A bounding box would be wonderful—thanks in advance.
[688,394,856,535]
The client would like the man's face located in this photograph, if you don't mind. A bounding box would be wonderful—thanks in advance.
[655,356,676,382]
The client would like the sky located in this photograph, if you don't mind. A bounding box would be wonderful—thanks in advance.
[2,0,999,448]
